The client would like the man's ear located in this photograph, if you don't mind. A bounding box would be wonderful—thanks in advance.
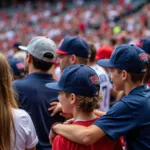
[70,54,78,65]
[122,70,128,81]
[27,53,32,63]
[70,93,76,104]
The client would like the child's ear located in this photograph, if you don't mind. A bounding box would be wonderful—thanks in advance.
[70,93,76,104]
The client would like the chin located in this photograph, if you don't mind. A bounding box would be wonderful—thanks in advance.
[114,86,122,92]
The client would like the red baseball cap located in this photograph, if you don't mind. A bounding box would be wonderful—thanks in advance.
[96,46,113,60]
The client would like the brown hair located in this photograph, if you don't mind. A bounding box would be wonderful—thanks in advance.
[0,53,18,150]
[64,91,102,112]
[143,55,150,84]
[88,42,96,63]
[77,56,89,65]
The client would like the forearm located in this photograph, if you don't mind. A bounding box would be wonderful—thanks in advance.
[53,124,105,145]
[94,109,106,117]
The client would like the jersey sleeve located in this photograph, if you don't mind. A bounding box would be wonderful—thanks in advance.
[93,100,137,139]
[52,135,66,150]
[19,111,38,149]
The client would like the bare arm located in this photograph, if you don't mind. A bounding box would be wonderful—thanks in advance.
[52,123,105,145]
[94,109,106,117]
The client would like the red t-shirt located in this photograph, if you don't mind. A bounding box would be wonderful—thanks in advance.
[52,118,122,150]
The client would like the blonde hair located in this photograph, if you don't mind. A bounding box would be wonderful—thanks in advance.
[0,53,18,150]
[64,92,102,112]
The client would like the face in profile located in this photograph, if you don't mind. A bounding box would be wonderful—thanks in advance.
[109,68,124,91]
[58,55,71,72]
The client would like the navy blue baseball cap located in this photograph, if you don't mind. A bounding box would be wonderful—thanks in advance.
[136,38,150,55]
[97,44,148,73]
[8,58,25,76]
[56,36,91,58]
[46,64,100,97]
[13,42,22,49]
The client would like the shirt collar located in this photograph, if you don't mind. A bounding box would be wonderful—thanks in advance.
[27,72,53,79]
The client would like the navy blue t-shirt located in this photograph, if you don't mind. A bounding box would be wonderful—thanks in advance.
[94,85,150,150]
[12,72,64,150]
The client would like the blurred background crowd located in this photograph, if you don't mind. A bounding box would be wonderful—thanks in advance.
[0,0,150,58]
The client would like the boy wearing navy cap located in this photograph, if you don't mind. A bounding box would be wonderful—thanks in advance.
[50,44,150,150]
[47,64,122,150]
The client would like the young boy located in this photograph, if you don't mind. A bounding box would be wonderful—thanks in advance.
[46,64,122,150]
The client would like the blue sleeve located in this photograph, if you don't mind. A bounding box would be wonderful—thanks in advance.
[93,100,137,139]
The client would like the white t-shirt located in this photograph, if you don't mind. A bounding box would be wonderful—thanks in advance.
[91,64,112,112]
[11,109,38,150]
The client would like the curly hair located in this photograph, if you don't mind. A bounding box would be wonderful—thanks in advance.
[64,92,102,112]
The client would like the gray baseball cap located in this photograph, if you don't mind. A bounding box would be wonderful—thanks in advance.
[19,36,56,62]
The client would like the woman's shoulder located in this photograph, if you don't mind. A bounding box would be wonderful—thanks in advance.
[12,108,29,117]
[12,108,31,127]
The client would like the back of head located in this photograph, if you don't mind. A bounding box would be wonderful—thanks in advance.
[8,58,25,79]
[19,36,57,72]
[0,53,18,150]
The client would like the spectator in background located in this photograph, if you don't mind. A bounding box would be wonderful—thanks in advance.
[88,43,112,112]
[0,52,38,150]
[12,36,64,150]
[8,58,25,80]
[109,38,117,49]
[96,45,113,74]
[136,37,150,86]
[117,34,128,45]
[12,42,27,61]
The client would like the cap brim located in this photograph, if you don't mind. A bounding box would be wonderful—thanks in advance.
[46,82,63,91]
[97,59,114,67]
[18,45,28,51]
[56,49,68,55]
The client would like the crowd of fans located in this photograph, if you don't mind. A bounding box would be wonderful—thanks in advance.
[0,0,150,58]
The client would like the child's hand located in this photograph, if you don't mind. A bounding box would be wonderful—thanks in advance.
[48,101,62,116]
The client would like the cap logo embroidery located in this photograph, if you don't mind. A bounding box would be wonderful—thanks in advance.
[16,63,24,69]
[89,75,99,84]
[139,53,148,61]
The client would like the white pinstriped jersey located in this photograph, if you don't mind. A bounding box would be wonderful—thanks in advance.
[91,64,112,112]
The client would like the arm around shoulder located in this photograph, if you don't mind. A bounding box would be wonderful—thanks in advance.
[53,123,105,145]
